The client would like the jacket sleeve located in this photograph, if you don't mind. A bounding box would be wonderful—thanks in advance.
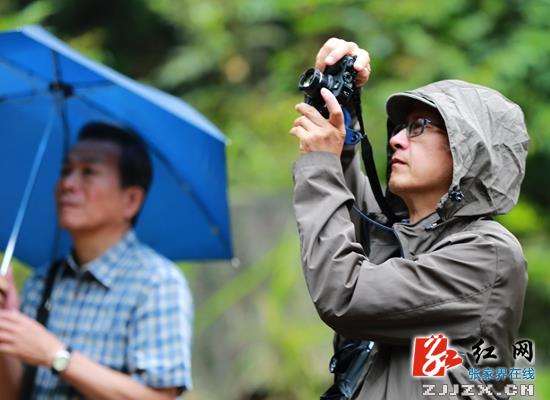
[292,152,518,344]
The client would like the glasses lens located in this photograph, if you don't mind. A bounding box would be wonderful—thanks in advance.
[391,123,407,137]
[409,118,428,137]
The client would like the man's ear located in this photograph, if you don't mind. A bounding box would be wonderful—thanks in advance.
[122,186,145,222]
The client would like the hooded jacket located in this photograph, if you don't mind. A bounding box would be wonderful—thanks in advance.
[292,80,529,399]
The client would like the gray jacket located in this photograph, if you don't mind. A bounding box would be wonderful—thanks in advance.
[292,80,529,399]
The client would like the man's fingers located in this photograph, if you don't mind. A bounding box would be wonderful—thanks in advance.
[0,313,17,328]
[6,269,15,285]
[314,39,371,87]
[353,49,371,71]
[293,115,319,132]
[0,343,18,357]
[290,125,310,155]
[289,125,308,141]
[0,269,16,304]
[295,103,326,126]
[355,66,371,87]
[0,330,15,343]
[315,37,343,70]
[0,310,21,323]
[0,277,7,293]
[321,88,344,128]
[324,41,359,67]
[0,319,17,335]
[353,49,371,87]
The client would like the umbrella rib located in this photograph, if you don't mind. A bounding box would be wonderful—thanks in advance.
[52,51,72,156]
[0,57,110,103]
[0,105,57,276]
[52,48,62,82]
[72,94,231,251]
[0,56,48,91]
[72,81,116,90]
[0,89,51,103]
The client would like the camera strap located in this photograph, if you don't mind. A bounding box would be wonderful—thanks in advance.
[351,99,398,225]
[343,109,363,145]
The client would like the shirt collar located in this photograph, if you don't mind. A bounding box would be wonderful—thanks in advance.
[65,230,138,289]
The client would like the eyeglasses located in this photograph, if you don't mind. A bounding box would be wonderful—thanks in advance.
[391,118,446,138]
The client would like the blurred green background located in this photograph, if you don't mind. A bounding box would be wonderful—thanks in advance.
[2,0,550,398]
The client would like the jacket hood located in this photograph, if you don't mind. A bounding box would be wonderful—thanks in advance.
[385,79,529,219]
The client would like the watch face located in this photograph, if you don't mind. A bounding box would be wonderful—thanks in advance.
[52,350,71,372]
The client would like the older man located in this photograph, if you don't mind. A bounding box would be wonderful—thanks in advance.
[291,39,528,399]
[0,123,192,399]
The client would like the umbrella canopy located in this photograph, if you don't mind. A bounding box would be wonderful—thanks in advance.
[0,25,232,270]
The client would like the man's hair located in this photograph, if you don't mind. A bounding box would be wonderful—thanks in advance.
[78,122,153,225]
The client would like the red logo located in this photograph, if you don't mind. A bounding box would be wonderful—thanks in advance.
[412,334,463,377]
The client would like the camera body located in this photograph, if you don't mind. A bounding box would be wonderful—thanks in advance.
[298,55,357,118]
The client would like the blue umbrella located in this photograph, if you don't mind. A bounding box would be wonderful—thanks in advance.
[0,25,232,273]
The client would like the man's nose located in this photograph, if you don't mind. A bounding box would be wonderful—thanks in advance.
[389,128,409,152]
[58,170,80,191]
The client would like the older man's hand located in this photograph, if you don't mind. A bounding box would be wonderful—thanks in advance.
[291,88,346,156]
[291,38,371,156]
[0,309,65,367]
[0,270,19,311]
[315,37,371,87]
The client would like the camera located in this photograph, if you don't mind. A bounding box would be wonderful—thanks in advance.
[298,55,358,118]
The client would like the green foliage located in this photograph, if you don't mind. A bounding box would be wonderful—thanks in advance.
[0,1,54,29]
[535,365,550,399]
[3,0,550,398]
[179,227,331,399]
[496,198,547,238]
[521,242,550,360]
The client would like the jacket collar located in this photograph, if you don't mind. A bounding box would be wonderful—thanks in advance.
[393,212,475,258]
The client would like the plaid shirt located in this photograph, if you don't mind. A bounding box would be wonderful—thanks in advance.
[20,230,193,399]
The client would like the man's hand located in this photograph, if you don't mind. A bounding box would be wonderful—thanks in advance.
[0,310,65,367]
[291,38,371,156]
[291,88,346,156]
[0,270,19,311]
[315,38,371,87]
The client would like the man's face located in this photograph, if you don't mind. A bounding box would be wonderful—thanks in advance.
[55,139,132,234]
[388,105,453,200]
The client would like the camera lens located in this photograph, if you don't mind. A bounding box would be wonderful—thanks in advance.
[299,69,320,89]
[298,69,330,97]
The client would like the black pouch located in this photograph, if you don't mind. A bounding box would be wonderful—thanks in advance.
[320,340,374,400]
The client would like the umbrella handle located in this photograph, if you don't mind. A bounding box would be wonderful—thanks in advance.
[0,106,57,276]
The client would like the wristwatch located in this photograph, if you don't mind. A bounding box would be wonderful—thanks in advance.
[51,346,72,375]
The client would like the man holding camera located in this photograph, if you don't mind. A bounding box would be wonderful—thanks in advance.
[0,123,192,399]
[291,38,528,399]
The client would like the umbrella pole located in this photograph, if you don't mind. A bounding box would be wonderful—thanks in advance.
[0,107,57,276]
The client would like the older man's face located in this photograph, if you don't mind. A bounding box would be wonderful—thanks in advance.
[55,139,129,235]
[388,105,453,202]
